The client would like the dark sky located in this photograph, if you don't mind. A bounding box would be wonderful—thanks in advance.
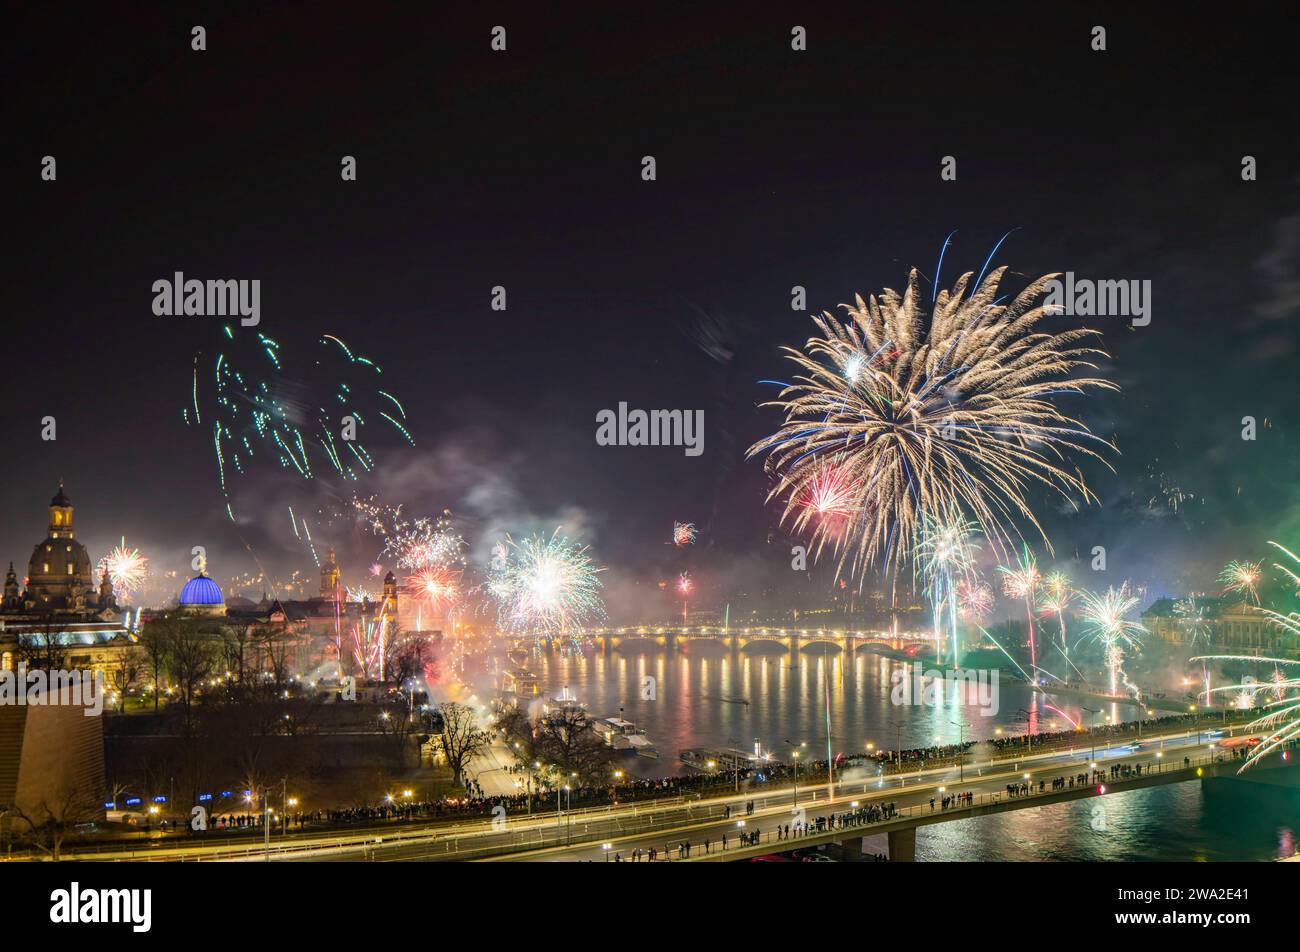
[5,3,1298,611]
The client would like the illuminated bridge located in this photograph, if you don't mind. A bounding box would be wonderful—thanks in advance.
[567,625,937,653]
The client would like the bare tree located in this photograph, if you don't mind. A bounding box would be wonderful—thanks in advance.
[222,622,258,690]
[256,623,295,697]
[12,785,101,862]
[533,707,613,784]
[432,701,493,786]
[109,655,137,713]
[166,617,218,737]
[15,613,68,671]
[497,703,540,763]
[136,615,174,712]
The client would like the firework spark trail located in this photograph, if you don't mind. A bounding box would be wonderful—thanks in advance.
[1043,703,1080,729]
[999,548,1042,677]
[185,331,415,517]
[1269,541,1300,592]
[747,265,1117,587]
[349,614,389,681]
[1078,584,1146,700]
[1194,541,1300,772]
[677,572,693,626]
[489,530,606,638]
[976,625,1034,682]
[1174,595,1212,645]
[915,514,979,664]
[1050,639,1088,681]
[1040,569,1074,658]
[672,521,698,546]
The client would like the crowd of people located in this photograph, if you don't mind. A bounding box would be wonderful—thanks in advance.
[990,710,1250,756]
[606,799,902,861]
[169,713,1287,844]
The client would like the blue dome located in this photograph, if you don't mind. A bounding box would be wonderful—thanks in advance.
[179,574,224,606]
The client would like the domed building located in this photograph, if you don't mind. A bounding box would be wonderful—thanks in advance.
[179,572,227,616]
[21,481,108,614]
[1,481,134,676]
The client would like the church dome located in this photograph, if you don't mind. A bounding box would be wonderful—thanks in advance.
[180,573,225,613]
[26,537,94,608]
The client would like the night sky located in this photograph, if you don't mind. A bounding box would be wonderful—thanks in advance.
[5,4,1297,613]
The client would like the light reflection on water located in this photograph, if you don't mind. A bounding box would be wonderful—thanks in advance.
[917,782,1299,861]
[495,643,1147,774]
[481,643,1298,860]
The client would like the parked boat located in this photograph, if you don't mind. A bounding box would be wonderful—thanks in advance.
[591,715,658,758]
[680,745,774,773]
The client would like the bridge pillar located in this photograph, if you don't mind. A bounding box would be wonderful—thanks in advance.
[887,827,916,862]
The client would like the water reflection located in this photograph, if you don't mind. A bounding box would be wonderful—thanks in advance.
[495,643,1147,778]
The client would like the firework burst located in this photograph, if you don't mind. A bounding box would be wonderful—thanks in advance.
[915,514,979,663]
[672,521,698,546]
[349,614,390,681]
[748,265,1116,584]
[957,579,994,620]
[1173,595,1212,645]
[1038,570,1075,659]
[98,542,148,601]
[403,566,461,613]
[1190,541,1300,772]
[1219,559,1263,605]
[999,548,1042,674]
[1078,584,1146,699]
[186,332,415,518]
[489,530,606,636]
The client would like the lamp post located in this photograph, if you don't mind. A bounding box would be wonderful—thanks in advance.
[1017,709,1034,754]
[728,736,745,793]
[783,738,807,804]
[949,721,966,782]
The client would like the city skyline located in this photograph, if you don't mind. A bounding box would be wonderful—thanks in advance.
[3,2,1298,903]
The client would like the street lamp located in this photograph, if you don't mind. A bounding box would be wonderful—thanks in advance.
[949,720,966,782]
[1016,709,1034,754]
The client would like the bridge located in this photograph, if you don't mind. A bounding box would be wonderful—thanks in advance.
[492,734,1297,863]
[44,726,1290,862]
[552,625,935,654]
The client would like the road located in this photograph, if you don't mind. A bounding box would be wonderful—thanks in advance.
[32,724,1257,863]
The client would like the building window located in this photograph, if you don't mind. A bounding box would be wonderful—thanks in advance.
[0,651,11,671]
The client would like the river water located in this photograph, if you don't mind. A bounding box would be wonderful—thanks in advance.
[472,642,1299,861]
